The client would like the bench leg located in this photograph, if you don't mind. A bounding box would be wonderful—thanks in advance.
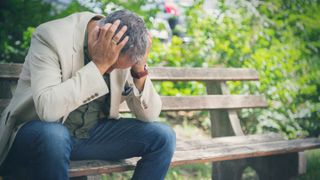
[212,159,247,180]
[212,153,300,180]
[248,153,299,180]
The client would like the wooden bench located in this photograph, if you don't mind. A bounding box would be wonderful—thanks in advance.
[1,63,320,180]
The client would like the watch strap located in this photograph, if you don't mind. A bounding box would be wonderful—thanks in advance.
[131,64,148,79]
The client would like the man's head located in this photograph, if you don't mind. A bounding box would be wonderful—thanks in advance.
[98,9,148,64]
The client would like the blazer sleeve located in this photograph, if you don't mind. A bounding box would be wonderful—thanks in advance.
[28,28,109,122]
[123,75,162,122]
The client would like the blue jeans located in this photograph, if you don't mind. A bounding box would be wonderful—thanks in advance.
[2,118,176,180]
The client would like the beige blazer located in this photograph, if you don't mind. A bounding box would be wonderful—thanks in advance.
[0,12,162,167]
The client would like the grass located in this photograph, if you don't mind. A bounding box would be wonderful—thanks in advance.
[167,163,212,180]
[298,149,320,180]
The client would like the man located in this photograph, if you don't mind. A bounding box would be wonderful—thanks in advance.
[0,9,176,180]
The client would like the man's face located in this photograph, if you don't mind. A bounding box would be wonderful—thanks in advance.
[106,53,136,73]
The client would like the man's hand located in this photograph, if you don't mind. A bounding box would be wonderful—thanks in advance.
[91,20,129,74]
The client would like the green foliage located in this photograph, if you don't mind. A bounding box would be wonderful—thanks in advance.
[170,0,320,139]
[0,0,53,62]
[299,149,320,180]
[237,0,320,138]
[148,0,320,138]
[1,0,319,139]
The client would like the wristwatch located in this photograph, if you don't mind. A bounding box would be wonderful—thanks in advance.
[131,64,149,79]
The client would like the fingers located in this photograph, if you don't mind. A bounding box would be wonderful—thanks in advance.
[105,19,121,43]
[116,36,129,50]
[92,26,100,41]
[98,23,112,41]
[95,19,128,51]
[112,25,127,43]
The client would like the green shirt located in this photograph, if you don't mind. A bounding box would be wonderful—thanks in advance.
[64,30,111,139]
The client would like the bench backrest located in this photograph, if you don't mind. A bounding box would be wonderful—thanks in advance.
[0,63,267,137]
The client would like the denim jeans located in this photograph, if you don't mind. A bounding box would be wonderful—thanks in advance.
[1,118,176,180]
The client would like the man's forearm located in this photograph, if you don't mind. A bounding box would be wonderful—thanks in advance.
[131,63,148,92]
[133,76,147,92]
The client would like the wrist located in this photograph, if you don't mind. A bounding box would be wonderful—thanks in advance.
[132,63,146,72]
[93,61,110,75]
[131,64,148,79]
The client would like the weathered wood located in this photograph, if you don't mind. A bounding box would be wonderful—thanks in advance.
[206,81,245,180]
[246,153,299,180]
[298,152,307,174]
[216,153,299,180]
[69,135,320,177]
[69,158,138,177]
[176,133,283,151]
[119,95,268,112]
[172,138,320,165]
[0,63,22,80]
[220,82,244,136]
[0,81,14,98]
[206,82,238,137]
[0,95,268,112]
[149,67,260,81]
[0,63,260,81]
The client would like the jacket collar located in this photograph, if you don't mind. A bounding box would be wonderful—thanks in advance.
[72,12,104,53]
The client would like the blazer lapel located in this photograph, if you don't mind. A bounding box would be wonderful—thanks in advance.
[109,69,121,118]
[71,13,104,76]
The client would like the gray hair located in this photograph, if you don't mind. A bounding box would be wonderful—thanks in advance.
[99,9,148,64]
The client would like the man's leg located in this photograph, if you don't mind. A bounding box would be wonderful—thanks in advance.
[71,118,176,180]
[3,120,72,180]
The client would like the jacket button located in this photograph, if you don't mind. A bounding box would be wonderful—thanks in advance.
[142,100,148,109]
[142,100,147,105]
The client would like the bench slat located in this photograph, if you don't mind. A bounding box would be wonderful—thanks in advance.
[119,95,268,112]
[0,64,259,81]
[172,137,320,166]
[150,67,259,81]
[0,63,22,80]
[69,134,320,177]
[176,133,283,151]
[0,95,268,111]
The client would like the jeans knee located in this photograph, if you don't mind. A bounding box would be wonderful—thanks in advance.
[36,122,72,154]
[152,123,176,154]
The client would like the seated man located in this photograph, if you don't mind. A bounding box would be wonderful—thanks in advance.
[0,9,176,180]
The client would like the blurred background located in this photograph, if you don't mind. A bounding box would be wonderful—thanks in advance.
[0,0,319,179]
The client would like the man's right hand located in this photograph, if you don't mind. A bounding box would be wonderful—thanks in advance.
[90,19,129,74]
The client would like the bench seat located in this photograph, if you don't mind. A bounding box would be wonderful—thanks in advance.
[69,133,320,177]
